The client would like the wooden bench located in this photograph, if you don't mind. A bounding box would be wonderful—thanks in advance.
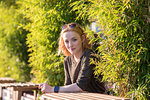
[0,77,16,84]
[39,93,130,100]
[0,83,39,100]
[0,77,16,100]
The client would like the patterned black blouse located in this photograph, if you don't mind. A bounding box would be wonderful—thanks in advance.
[64,49,106,93]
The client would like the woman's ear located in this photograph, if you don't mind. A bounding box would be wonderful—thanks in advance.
[81,34,86,42]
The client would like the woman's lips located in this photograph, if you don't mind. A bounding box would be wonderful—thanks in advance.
[71,48,75,51]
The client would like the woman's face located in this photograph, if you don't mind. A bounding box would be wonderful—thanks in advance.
[63,31,83,56]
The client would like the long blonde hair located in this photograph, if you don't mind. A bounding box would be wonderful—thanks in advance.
[58,23,92,56]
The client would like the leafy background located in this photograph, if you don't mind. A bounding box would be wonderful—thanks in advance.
[0,0,149,99]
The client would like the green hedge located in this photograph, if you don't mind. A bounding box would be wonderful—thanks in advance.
[19,0,89,86]
[0,2,31,82]
[71,0,150,99]
[0,0,149,99]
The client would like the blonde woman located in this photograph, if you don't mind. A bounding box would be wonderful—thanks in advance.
[39,23,105,93]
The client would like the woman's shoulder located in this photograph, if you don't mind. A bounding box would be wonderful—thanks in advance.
[85,49,94,53]
[83,49,95,57]
[80,49,95,61]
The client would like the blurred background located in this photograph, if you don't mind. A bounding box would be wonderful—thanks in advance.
[0,0,149,99]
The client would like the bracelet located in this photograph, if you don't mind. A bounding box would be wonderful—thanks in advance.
[54,86,59,93]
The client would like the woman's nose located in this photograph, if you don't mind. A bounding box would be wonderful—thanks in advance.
[69,41,73,47]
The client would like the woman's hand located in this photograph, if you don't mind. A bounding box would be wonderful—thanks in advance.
[38,83,54,93]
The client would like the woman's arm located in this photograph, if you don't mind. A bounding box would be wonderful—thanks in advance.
[59,83,82,93]
[39,83,83,93]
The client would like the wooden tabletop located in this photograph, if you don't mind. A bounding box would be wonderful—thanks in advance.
[40,93,130,100]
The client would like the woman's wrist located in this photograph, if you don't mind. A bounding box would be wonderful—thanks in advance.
[51,87,54,93]
[54,86,60,93]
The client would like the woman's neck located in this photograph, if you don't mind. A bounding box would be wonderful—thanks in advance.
[73,49,84,62]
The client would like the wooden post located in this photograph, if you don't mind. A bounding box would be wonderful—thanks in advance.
[13,90,17,100]
[17,91,22,100]
[0,83,39,100]
[0,87,2,100]
[34,90,37,100]
[13,90,22,100]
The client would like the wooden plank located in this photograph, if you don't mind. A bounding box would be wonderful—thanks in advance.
[13,86,38,91]
[21,94,35,100]
[0,83,39,88]
[0,87,2,100]
[42,93,95,100]
[33,90,37,100]
[0,77,16,83]
[13,90,17,100]
[41,93,130,100]
[0,83,39,100]
[21,96,32,100]
[2,89,10,100]
[44,93,89,100]
[42,94,67,100]
[79,93,129,100]
[24,94,35,99]
[45,93,104,100]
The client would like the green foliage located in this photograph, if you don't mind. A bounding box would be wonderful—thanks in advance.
[1,0,149,99]
[71,0,150,99]
[0,2,31,82]
[0,0,16,7]
[19,0,88,86]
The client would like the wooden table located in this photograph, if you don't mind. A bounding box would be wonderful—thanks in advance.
[0,83,39,100]
[40,93,130,100]
[0,77,16,83]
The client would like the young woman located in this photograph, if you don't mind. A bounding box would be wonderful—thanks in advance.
[39,23,106,93]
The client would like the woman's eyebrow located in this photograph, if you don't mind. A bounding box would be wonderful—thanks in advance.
[64,36,77,40]
[71,37,77,39]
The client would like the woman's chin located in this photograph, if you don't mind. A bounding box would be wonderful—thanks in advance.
[69,51,76,55]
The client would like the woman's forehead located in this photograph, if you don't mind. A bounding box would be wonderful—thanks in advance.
[63,31,80,39]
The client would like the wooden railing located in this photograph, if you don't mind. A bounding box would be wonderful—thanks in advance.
[0,77,130,100]
[0,83,39,100]
[39,93,130,100]
[0,77,16,83]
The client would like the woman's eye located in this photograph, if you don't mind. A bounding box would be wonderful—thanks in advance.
[73,39,77,41]
[65,40,69,43]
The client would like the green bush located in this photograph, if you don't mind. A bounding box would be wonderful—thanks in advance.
[71,0,150,99]
[0,2,31,82]
[1,0,149,99]
[19,0,89,86]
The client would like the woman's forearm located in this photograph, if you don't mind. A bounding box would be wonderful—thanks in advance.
[59,83,83,93]
[39,83,83,93]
